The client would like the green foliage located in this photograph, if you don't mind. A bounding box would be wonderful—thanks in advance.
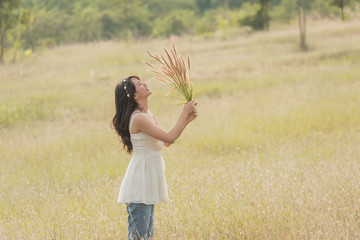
[240,0,270,30]
[311,0,340,18]
[330,0,349,8]
[195,7,254,37]
[329,0,360,20]
[19,9,33,25]
[1,0,359,56]
[66,6,102,42]
[22,8,70,48]
[145,0,196,15]
[125,6,153,37]
[194,0,249,13]
[100,13,117,39]
[11,9,34,62]
[0,0,22,62]
[34,0,76,13]
[235,2,262,26]
[152,10,195,37]
[0,0,22,29]
[195,9,220,35]
[270,0,297,23]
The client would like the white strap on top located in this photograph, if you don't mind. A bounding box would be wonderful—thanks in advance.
[129,112,146,135]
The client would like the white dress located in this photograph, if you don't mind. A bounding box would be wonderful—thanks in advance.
[117,111,169,204]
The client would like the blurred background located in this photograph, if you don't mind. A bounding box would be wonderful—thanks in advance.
[1,0,360,239]
[1,0,360,61]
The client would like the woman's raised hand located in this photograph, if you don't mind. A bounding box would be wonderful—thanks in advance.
[182,100,198,123]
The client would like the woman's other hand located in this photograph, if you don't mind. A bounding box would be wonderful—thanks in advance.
[182,100,198,123]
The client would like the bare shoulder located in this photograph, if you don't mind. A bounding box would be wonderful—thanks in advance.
[132,112,149,122]
[148,110,159,125]
[129,111,147,133]
[132,112,152,126]
[132,112,156,133]
[130,110,142,119]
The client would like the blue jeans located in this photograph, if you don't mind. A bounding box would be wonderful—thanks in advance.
[126,203,154,240]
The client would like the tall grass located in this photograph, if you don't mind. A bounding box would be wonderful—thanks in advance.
[145,45,193,102]
[0,20,359,239]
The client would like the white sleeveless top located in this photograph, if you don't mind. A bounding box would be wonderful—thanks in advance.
[117,111,169,204]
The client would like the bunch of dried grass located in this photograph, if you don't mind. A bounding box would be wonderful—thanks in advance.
[145,45,193,102]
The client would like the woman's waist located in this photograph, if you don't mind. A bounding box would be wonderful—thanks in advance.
[132,149,162,157]
[132,141,163,151]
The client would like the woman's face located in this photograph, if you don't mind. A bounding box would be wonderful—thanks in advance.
[131,77,152,99]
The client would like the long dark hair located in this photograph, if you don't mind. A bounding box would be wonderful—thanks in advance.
[112,75,140,154]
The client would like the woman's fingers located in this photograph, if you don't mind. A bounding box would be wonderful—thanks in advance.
[184,100,198,116]
[191,101,197,108]
[191,100,198,116]
[193,107,198,117]
[183,101,193,114]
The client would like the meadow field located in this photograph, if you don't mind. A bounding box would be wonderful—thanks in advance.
[1,20,360,239]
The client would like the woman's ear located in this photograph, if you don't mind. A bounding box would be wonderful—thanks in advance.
[133,93,138,100]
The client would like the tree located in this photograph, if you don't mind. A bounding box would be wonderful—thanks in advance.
[101,13,117,39]
[110,0,142,40]
[240,0,271,30]
[331,0,346,20]
[152,10,194,37]
[297,0,307,50]
[258,0,270,30]
[12,9,33,62]
[271,0,297,23]
[329,0,360,21]
[0,0,22,63]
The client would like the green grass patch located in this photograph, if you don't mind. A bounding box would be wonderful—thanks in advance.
[0,95,57,127]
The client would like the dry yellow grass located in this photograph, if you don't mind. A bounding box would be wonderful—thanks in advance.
[145,45,193,102]
[0,20,360,239]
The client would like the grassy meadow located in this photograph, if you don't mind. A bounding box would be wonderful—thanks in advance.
[1,20,360,239]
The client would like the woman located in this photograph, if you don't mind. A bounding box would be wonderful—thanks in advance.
[112,75,197,239]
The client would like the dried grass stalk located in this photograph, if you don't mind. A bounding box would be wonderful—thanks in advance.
[145,45,193,102]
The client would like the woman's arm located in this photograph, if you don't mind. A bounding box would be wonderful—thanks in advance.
[132,101,197,145]
[148,111,173,147]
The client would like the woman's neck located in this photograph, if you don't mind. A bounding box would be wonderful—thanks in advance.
[137,98,148,113]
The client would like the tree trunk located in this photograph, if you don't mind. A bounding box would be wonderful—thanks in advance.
[264,0,270,30]
[12,27,21,63]
[259,0,270,30]
[0,26,5,64]
[0,30,3,63]
[302,0,306,49]
[12,12,26,63]
[124,0,128,30]
[297,0,307,51]
[0,0,3,63]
